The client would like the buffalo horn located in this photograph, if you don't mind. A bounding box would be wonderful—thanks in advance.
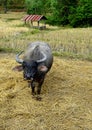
[16,51,24,64]
[37,52,47,63]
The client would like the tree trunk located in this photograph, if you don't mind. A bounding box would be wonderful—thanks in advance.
[4,0,8,13]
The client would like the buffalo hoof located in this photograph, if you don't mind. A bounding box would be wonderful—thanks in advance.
[36,96,42,101]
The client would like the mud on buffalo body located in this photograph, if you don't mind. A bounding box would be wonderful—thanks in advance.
[13,41,53,99]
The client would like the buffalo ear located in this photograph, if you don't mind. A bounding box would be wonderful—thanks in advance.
[38,65,48,72]
[12,65,23,72]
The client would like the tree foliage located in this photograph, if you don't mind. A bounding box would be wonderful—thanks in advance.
[69,0,92,27]
[0,0,92,27]
[25,0,47,14]
[0,0,25,13]
[49,0,92,27]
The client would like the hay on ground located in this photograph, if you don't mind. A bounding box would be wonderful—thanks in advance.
[0,53,92,130]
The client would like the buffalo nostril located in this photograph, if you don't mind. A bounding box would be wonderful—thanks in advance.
[27,77,30,79]
[31,77,33,81]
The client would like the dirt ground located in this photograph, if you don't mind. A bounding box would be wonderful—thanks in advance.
[0,53,92,130]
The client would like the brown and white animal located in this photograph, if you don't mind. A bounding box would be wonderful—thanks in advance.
[14,41,53,100]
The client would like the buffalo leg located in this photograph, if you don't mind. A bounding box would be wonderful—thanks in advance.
[36,79,44,101]
[37,79,44,95]
[36,86,42,101]
[31,81,35,95]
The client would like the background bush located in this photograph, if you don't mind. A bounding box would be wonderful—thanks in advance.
[0,0,92,27]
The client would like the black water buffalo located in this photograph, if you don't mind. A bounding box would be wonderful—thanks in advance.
[14,41,53,100]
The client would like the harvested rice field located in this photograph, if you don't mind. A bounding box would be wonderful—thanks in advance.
[0,53,92,130]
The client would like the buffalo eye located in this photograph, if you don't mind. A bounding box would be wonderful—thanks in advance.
[22,61,26,69]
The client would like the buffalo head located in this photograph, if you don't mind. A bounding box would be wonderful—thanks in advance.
[14,51,48,81]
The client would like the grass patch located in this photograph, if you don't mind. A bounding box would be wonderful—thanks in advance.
[5,18,20,21]
[14,23,26,27]
[22,29,40,36]
[53,51,79,58]
[85,55,92,61]
[0,12,92,61]
[53,51,92,61]
[0,47,20,53]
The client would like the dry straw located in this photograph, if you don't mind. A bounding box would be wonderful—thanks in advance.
[0,54,92,130]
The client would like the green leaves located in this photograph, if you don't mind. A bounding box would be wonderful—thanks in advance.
[49,0,92,27]
[1,0,92,27]
[69,0,92,27]
[25,0,46,14]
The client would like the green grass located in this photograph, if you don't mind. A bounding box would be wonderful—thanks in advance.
[0,12,92,61]
[0,47,20,53]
